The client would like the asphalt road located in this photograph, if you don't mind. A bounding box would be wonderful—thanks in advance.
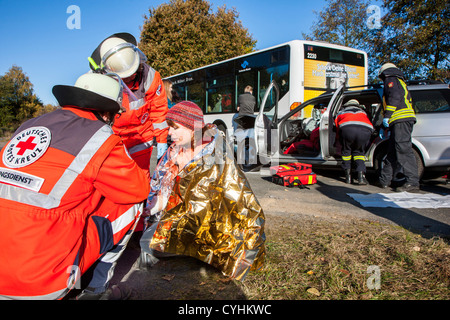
[246,166,450,238]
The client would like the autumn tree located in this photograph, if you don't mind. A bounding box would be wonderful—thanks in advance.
[303,0,371,49]
[302,0,379,80]
[0,65,43,134]
[304,0,450,83]
[371,0,450,82]
[139,0,257,77]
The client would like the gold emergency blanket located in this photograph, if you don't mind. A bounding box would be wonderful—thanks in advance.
[149,134,265,281]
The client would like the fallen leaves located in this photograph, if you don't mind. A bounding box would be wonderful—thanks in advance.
[162,274,175,282]
[306,287,321,297]
[339,269,350,276]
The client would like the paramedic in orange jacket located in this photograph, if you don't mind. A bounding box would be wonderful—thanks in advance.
[0,73,149,300]
[335,99,374,185]
[89,33,169,176]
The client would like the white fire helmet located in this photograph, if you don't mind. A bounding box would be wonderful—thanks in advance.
[53,73,123,113]
[378,63,397,77]
[100,37,147,79]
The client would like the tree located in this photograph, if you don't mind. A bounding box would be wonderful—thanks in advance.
[305,0,450,83]
[33,104,58,118]
[302,0,379,80]
[139,0,257,77]
[372,0,450,82]
[0,65,43,133]
[303,0,371,49]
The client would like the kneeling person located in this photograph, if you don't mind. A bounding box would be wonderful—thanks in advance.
[0,73,149,300]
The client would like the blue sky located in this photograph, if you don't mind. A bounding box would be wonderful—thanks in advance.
[0,0,335,105]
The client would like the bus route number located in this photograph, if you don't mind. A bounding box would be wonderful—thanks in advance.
[307,52,317,60]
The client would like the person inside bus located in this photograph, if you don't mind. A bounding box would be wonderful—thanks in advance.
[139,101,266,281]
[163,79,176,109]
[210,93,222,113]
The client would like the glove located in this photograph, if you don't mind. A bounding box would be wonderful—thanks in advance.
[157,142,168,160]
[382,118,390,128]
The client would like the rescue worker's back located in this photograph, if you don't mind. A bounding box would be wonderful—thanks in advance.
[0,74,149,300]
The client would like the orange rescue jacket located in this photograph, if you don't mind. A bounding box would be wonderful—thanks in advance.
[0,107,149,299]
[112,64,169,175]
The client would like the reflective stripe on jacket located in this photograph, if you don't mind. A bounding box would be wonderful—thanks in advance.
[112,64,169,158]
[335,106,374,131]
[382,74,416,125]
[0,107,149,299]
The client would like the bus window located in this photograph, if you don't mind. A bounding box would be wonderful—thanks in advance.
[258,64,289,111]
[206,75,234,113]
[173,85,186,102]
[186,82,205,112]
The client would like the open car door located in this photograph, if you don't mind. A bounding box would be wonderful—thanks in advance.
[319,84,345,158]
[254,80,280,158]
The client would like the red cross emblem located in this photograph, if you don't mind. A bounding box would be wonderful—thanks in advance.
[3,126,51,169]
[16,136,37,156]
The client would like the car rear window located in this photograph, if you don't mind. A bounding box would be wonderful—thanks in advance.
[411,89,450,113]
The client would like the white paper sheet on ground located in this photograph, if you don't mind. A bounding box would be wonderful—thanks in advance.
[347,192,450,208]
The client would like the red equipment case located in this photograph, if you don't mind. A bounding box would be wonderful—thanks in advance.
[270,163,317,188]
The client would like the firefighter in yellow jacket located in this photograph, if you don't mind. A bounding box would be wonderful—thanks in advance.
[378,63,419,192]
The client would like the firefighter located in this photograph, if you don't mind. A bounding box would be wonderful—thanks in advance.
[335,99,374,185]
[89,32,169,176]
[0,73,150,300]
[378,63,419,192]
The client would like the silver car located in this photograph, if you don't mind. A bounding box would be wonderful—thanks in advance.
[252,81,450,179]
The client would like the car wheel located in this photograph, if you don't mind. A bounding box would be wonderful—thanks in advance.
[374,144,424,181]
[413,148,424,180]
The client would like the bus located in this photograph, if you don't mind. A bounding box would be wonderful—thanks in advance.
[165,40,368,134]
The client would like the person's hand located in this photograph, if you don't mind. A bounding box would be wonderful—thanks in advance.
[382,118,389,128]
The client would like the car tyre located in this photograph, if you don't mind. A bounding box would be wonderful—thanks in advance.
[374,144,424,181]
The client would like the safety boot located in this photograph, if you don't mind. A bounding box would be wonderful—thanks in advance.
[344,169,352,184]
[356,171,368,185]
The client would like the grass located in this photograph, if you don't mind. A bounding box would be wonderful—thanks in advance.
[240,216,450,300]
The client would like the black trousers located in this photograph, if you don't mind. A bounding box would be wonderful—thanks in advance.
[380,121,419,186]
[339,125,372,172]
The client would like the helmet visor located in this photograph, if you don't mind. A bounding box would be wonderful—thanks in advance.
[101,43,147,77]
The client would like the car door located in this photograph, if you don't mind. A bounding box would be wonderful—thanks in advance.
[254,80,280,157]
[320,84,345,158]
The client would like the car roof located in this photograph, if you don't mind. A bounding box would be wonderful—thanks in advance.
[309,83,449,103]
[408,83,450,91]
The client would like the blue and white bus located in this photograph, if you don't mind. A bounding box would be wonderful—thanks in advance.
[166,40,368,134]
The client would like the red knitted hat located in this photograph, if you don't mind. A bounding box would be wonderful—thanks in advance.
[166,101,205,130]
